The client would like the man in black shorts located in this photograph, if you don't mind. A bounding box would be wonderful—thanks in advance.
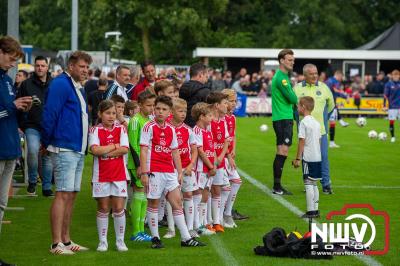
[271,49,298,195]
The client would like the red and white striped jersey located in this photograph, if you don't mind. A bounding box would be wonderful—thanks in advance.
[193,125,215,173]
[209,118,229,169]
[225,114,236,154]
[172,123,196,168]
[140,121,178,173]
[89,123,129,182]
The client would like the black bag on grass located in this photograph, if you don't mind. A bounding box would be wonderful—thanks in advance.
[254,227,332,260]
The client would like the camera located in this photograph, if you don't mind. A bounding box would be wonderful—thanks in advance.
[32,95,41,106]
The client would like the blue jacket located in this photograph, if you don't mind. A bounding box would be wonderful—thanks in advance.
[41,73,86,152]
[0,69,21,160]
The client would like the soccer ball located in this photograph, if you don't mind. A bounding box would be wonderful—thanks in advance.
[378,132,387,141]
[259,124,268,132]
[368,130,378,139]
[356,117,367,127]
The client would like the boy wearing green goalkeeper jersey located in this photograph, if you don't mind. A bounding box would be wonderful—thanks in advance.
[128,91,156,242]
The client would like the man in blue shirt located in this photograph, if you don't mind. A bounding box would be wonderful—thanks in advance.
[384,69,400,143]
[42,51,92,255]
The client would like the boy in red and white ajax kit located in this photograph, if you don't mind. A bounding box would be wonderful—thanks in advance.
[192,103,217,235]
[170,98,200,238]
[140,96,205,248]
[221,89,242,228]
[206,92,231,233]
[89,100,129,252]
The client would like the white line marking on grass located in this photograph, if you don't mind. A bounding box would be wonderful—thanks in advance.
[237,168,383,266]
[334,185,400,190]
[209,236,239,266]
[290,184,400,190]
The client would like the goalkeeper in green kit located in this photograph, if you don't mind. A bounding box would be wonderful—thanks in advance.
[271,49,298,195]
[127,91,156,241]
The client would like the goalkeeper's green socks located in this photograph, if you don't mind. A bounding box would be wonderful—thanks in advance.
[140,193,147,233]
[131,192,145,235]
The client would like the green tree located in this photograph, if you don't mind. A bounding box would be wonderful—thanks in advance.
[14,0,400,66]
[19,0,71,50]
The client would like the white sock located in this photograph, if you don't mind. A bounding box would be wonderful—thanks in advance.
[173,209,191,241]
[125,186,133,211]
[166,202,175,232]
[313,185,319,211]
[212,196,221,225]
[207,196,212,224]
[183,198,194,230]
[96,211,109,242]
[147,207,159,238]
[224,181,241,216]
[305,185,314,212]
[198,202,206,226]
[193,194,202,229]
[158,195,166,221]
[220,186,231,219]
[113,210,126,241]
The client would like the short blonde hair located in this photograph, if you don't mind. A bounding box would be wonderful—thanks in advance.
[191,102,212,122]
[172,98,187,110]
[221,88,236,98]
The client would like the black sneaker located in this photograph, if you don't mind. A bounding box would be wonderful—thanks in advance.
[181,237,206,247]
[272,188,284,195]
[281,187,293,195]
[42,190,54,197]
[301,211,318,218]
[231,209,249,220]
[151,237,164,249]
[323,187,333,194]
[27,183,36,195]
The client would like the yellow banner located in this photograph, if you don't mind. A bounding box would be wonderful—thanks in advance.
[336,97,386,115]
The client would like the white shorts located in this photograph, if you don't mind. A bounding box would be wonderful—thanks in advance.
[147,172,179,199]
[224,158,241,181]
[388,109,400,120]
[196,172,213,190]
[212,168,228,186]
[329,108,338,121]
[92,181,128,198]
[181,172,199,193]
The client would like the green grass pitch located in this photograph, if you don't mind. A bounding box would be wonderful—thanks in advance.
[0,117,398,265]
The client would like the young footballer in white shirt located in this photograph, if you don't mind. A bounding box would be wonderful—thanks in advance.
[293,96,322,218]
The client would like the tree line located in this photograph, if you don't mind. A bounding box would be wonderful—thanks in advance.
[1,0,399,66]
